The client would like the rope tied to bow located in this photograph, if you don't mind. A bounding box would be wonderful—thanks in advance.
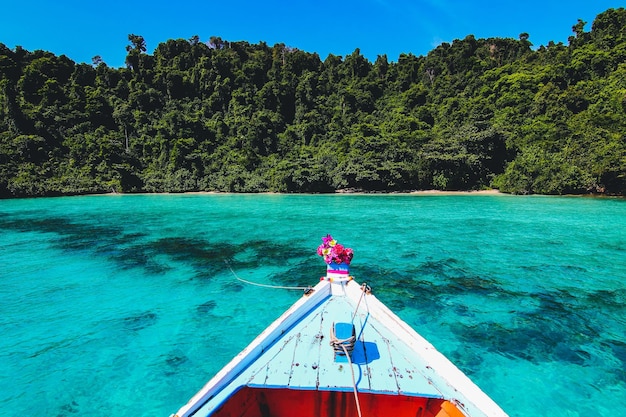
[329,321,361,417]
[329,322,356,357]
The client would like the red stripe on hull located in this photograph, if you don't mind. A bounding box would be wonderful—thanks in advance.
[211,386,465,417]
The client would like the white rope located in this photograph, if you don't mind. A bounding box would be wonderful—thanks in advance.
[341,343,363,417]
[355,283,371,342]
[330,324,362,417]
[329,324,356,356]
[331,284,371,417]
[225,261,311,291]
[351,283,370,322]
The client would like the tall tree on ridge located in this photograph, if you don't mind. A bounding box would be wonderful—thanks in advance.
[125,34,146,72]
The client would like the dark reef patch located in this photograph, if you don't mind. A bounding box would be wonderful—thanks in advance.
[242,240,311,267]
[587,288,626,309]
[368,258,512,313]
[197,300,217,314]
[1,212,327,286]
[361,257,625,373]
[448,286,618,368]
[121,311,158,332]
[448,348,484,376]
[447,274,504,297]
[273,259,320,288]
[57,400,80,416]
[163,350,190,376]
[143,237,238,278]
[603,339,626,382]
[0,212,166,272]
[0,215,123,250]
[221,280,244,292]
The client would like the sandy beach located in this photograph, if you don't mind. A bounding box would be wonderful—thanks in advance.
[408,189,502,195]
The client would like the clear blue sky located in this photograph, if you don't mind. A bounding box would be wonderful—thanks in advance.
[1,0,622,67]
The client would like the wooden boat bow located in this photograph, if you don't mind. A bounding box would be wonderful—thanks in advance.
[171,277,508,417]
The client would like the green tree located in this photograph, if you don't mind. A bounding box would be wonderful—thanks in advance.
[125,34,147,72]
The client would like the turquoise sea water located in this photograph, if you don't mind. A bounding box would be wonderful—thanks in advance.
[1,194,625,417]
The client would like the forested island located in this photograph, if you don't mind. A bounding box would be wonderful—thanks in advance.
[1,8,624,198]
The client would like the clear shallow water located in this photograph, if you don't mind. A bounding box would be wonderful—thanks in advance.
[0,193,624,417]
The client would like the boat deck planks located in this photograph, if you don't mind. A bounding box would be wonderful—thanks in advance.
[175,279,508,417]
[192,283,444,416]
[285,309,325,389]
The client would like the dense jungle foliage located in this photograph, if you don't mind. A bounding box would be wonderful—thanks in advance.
[1,8,625,197]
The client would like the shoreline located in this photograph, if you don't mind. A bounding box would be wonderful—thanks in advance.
[412,189,501,195]
[99,189,506,197]
[332,189,505,196]
[7,188,623,199]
